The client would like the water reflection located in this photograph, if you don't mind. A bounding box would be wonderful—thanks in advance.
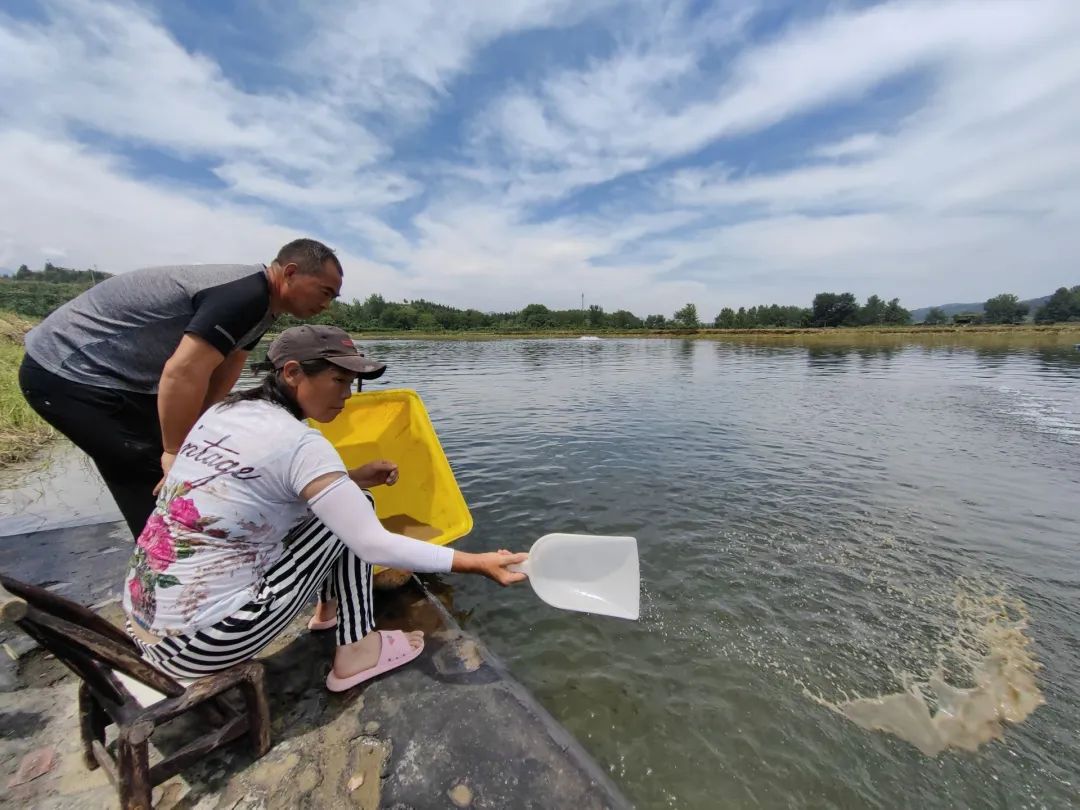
[854,345,898,363]
[971,347,1013,371]
[675,338,696,365]
[517,340,561,370]
[1034,347,1080,377]
[805,346,853,372]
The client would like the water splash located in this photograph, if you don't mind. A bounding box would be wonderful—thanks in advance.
[993,385,1080,445]
[810,579,1044,756]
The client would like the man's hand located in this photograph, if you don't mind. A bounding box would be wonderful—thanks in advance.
[349,460,399,488]
[154,451,177,496]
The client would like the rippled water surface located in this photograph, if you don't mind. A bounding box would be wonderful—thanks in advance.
[6,338,1078,808]
[355,339,1078,809]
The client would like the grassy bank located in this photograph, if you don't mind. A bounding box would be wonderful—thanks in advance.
[693,323,1080,349]
[347,323,1080,347]
[0,312,54,465]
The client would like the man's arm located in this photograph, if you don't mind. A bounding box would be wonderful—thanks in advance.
[203,349,249,411]
[159,335,226,467]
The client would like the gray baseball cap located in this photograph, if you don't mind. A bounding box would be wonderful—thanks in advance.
[266,325,386,379]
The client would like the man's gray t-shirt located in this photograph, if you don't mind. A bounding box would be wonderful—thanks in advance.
[25,264,276,394]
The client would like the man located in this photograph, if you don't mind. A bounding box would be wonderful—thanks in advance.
[19,238,344,537]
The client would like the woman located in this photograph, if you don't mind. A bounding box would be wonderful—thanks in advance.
[122,325,526,692]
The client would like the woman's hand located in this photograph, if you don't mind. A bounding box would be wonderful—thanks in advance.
[349,460,399,488]
[454,549,529,586]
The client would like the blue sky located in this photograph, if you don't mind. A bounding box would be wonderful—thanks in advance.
[1,0,1078,317]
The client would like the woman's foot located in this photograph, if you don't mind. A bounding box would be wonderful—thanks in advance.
[326,630,425,692]
[333,629,423,674]
[308,599,338,631]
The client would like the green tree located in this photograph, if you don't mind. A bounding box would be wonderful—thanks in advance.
[0,268,925,336]
[923,307,948,325]
[462,309,489,329]
[1034,287,1077,323]
[789,306,812,327]
[416,312,441,331]
[811,292,860,327]
[519,303,554,327]
[860,294,886,325]
[7,263,111,284]
[609,309,643,329]
[379,304,418,330]
[673,303,699,328]
[883,298,911,325]
[714,307,736,328]
[983,293,1029,324]
[361,293,387,324]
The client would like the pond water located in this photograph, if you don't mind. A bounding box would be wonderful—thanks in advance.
[352,338,1079,809]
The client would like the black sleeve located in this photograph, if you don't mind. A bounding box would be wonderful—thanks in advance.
[241,324,272,352]
[186,272,271,357]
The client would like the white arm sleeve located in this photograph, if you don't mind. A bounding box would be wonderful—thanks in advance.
[307,477,455,573]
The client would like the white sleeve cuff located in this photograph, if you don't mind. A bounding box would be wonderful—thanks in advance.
[307,478,454,573]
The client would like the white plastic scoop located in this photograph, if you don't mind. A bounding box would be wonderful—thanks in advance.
[509,533,640,620]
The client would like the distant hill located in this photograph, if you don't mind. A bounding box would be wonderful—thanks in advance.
[911,293,1054,323]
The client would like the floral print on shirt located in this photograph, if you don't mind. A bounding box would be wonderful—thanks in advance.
[127,480,211,629]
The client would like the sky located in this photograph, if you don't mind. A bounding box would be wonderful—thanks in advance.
[1,0,1078,318]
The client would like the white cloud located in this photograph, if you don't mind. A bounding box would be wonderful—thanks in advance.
[658,209,1080,310]
[0,131,402,299]
[0,1,389,207]
[813,133,884,160]
[301,0,615,122]
[478,0,1078,199]
[1,0,1079,318]
[592,0,1080,309]
[662,4,1080,221]
[213,162,420,210]
[472,2,754,201]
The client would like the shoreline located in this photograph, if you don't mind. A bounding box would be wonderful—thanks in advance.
[341,323,1080,345]
[0,521,633,809]
[4,316,1077,469]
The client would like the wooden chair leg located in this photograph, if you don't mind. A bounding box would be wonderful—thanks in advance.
[195,699,228,728]
[78,681,108,770]
[241,666,271,757]
[116,726,153,810]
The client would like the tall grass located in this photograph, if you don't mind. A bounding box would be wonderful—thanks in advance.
[0,312,54,465]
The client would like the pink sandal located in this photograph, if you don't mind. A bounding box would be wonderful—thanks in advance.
[307,616,337,631]
[325,630,425,692]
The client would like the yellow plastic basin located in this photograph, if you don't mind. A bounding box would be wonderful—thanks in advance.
[313,389,473,554]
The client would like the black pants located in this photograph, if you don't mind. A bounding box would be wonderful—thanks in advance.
[19,354,162,539]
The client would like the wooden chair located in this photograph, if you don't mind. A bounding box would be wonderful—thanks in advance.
[0,574,271,810]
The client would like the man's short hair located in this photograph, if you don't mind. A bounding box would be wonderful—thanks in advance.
[275,238,343,277]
